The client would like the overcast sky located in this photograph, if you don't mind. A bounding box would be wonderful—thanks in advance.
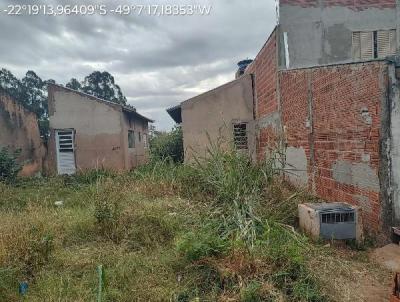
[0,0,276,130]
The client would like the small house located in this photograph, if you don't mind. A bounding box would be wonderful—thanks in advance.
[47,84,153,175]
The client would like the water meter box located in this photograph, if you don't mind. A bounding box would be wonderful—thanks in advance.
[299,202,363,242]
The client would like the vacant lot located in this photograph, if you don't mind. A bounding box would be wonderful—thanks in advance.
[0,156,391,301]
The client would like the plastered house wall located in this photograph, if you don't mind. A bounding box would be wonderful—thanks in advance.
[47,84,149,174]
[0,91,44,176]
[181,74,255,161]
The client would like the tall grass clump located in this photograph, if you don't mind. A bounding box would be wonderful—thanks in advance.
[191,142,283,247]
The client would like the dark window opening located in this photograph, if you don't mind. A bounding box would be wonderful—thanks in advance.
[128,130,135,149]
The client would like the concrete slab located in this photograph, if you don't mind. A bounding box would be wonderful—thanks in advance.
[371,244,400,272]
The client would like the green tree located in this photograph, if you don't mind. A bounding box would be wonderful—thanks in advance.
[80,71,127,105]
[66,78,81,91]
[0,69,25,101]
[21,70,47,118]
[150,126,184,163]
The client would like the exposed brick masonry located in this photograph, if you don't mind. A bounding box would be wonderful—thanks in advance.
[279,62,387,233]
[245,29,280,160]
[245,25,390,234]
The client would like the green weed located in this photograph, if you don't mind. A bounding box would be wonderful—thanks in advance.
[176,227,228,262]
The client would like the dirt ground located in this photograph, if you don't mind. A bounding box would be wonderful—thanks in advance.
[309,244,393,302]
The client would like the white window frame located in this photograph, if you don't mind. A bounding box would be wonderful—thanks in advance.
[352,29,396,60]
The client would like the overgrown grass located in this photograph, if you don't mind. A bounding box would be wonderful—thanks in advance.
[0,145,389,301]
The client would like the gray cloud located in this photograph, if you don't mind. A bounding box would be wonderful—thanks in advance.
[0,0,276,130]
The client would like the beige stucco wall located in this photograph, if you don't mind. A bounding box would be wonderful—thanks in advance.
[181,74,255,161]
[0,92,44,176]
[48,85,149,174]
[122,112,149,169]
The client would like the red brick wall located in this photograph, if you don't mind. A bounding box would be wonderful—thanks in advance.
[279,62,388,233]
[246,29,278,119]
[244,25,389,233]
[279,70,314,188]
[245,28,279,159]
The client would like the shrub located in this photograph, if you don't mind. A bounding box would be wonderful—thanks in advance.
[0,147,22,183]
[150,126,184,163]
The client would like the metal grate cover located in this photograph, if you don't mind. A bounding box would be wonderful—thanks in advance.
[317,203,356,240]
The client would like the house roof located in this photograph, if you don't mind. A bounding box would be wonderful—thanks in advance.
[166,104,182,124]
[166,74,253,124]
[48,83,154,123]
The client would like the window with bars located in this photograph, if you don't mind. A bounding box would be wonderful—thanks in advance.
[352,29,396,60]
[233,123,248,150]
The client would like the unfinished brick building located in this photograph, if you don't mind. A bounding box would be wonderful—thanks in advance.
[248,45,399,236]
[249,0,400,237]
[167,0,400,237]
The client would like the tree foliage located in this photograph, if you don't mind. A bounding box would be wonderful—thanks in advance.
[149,126,184,163]
[21,70,48,119]
[65,78,81,91]
[66,71,127,105]
[80,71,127,105]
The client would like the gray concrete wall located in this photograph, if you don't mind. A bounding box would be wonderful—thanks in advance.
[181,74,255,161]
[278,2,397,69]
[48,85,149,173]
[0,92,44,176]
